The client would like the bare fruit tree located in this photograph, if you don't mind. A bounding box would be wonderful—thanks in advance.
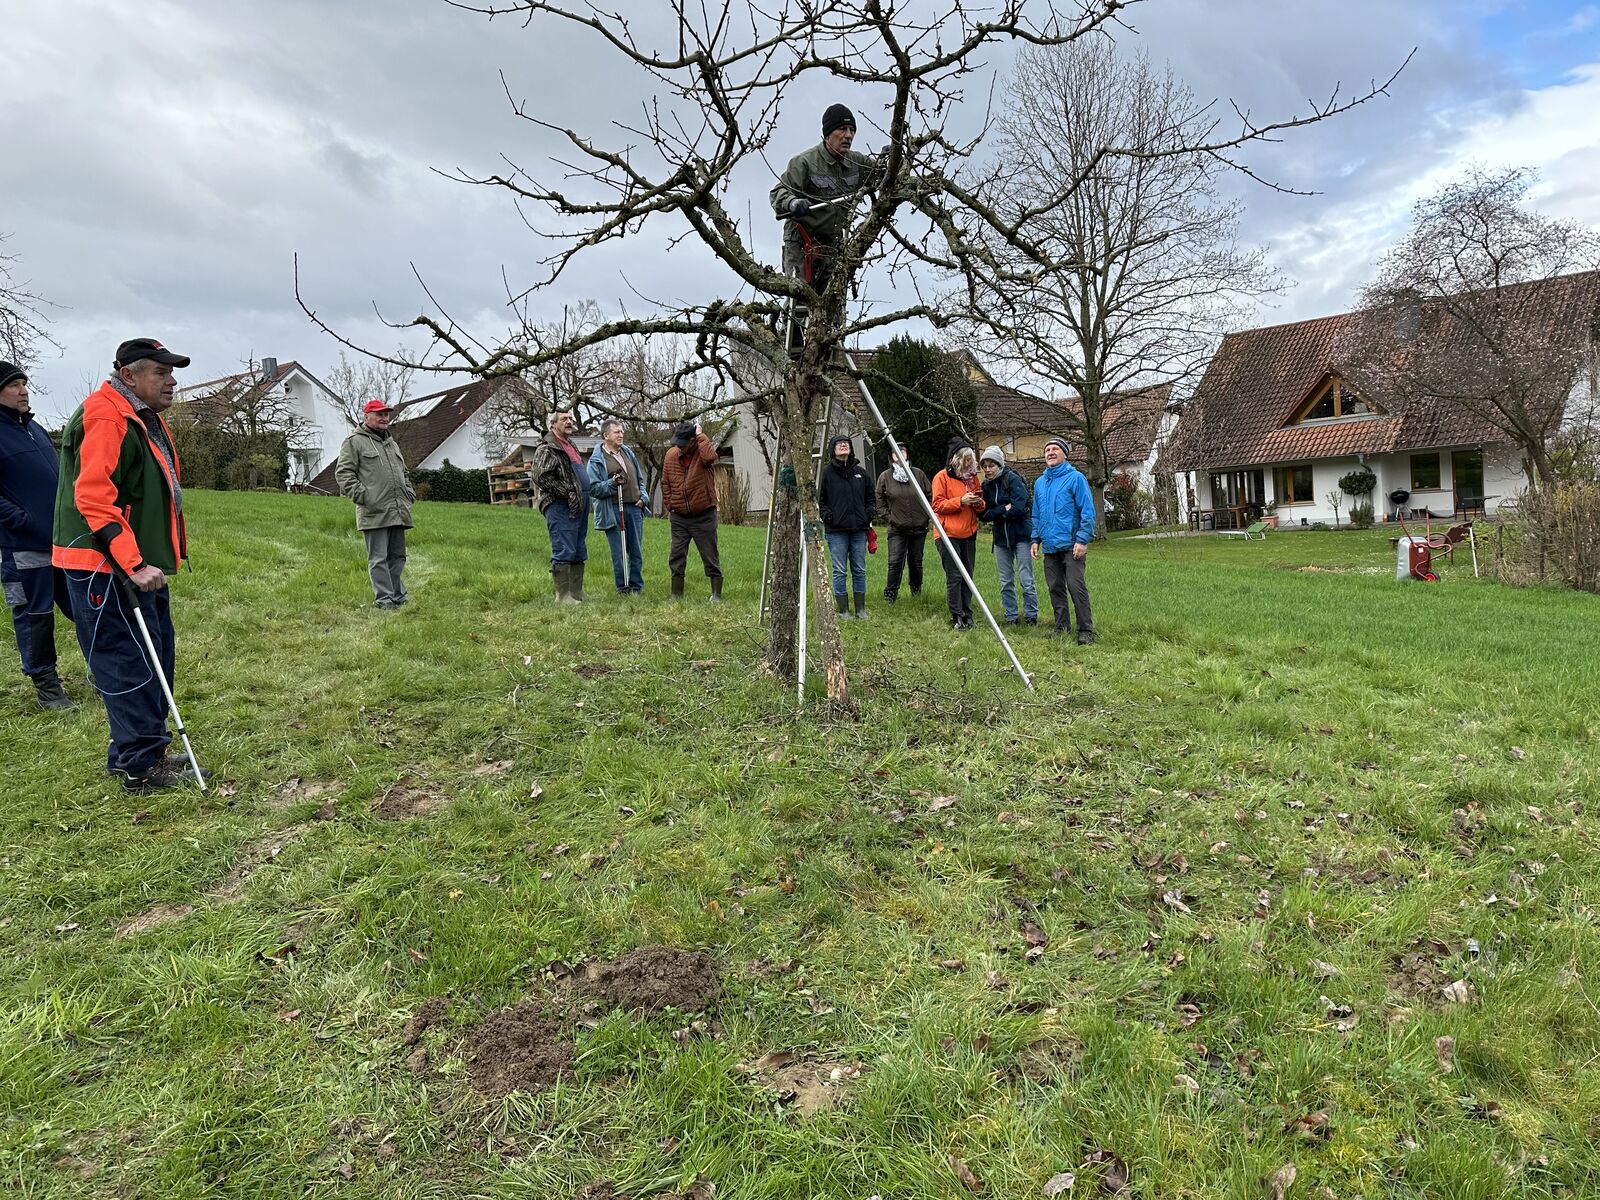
[949,40,1282,533]
[1350,166,1600,490]
[1,233,59,369]
[325,348,419,427]
[302,0,1399,708]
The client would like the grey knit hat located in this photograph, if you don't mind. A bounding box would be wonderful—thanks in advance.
[980,445,1005,467]
[1043,437,1070,457]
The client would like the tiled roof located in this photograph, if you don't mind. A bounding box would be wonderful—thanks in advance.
[1163,271,1600,472]
[306,378,504,492]
[170,361,301,427]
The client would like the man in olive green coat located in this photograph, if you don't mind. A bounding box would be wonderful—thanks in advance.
[770,103,881,295]
[336,399,415,609]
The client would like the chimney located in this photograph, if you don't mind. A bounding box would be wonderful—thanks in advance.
[259,357,279,383]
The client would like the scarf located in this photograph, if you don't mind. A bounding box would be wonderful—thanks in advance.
[891,462,910,484]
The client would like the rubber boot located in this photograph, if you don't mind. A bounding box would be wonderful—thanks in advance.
[852,592,867,621]
[671,574,685,600]
[553,565,577,604]
[570,561,585,603]
[834,593,848,616]
[708,575,723,603]
[32,667,76,712]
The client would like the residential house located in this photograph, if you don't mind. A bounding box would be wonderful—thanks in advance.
[306,377,517,495]
[1161,272,1600,529]
[173,358,347,485]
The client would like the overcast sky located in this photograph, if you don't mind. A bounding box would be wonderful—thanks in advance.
[5,0,1599,422]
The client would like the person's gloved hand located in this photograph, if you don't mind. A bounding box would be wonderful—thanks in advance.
[867,527,878,555]
[788,198,811,216]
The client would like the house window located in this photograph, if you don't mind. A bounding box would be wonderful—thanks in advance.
[1273,463,1314,504]
[1289,375,1374,424]
[1411,452,1442,490]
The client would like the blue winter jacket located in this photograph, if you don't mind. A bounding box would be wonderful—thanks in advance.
[978,465,1032,549]
[586,442,647,532]
[1030,461,1095,552]
[0,406,60,553]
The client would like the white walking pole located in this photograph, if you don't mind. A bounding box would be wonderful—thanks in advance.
[116,574,208,792]
[797,510,808,705]
[619,503,631,591]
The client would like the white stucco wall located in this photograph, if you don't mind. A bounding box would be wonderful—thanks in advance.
[421,409,495,471]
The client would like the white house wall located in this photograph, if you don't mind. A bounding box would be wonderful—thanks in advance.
[281,370,350,485]
[421,410,494,471]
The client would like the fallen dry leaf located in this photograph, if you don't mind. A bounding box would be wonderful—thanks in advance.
[1435,1035,1456,1074]
[741,1050,796,1073]
[1082,1148,1129,1195]
[1021,921,1048,947]
[1441,979,1474,1004]
[1160,889,1191,914]
[985,970,1011,990]
[471,760,514,776]
[1287,1109,1332,1139]
[949,1155,981,1192]
[1267,1163,1296,1200]
[1042,1171,1076,1196]
[939,958,966,971]
[1173,1073,1200,1094]
[928,795,959,813]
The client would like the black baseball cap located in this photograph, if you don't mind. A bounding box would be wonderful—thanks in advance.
[114,338,191,369]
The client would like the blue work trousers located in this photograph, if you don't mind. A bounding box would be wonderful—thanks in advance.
[67,572,174,777]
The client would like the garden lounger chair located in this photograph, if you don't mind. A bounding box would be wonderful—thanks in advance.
[1221,520,1269,541]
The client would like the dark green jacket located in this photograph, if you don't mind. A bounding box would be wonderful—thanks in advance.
[335,424,415,531]
[770,142,879,251]
[52,382,186,576]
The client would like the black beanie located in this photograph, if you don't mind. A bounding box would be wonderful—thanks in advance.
[822,104,856,138]
[672,421,696,447]
[0,361,26,392]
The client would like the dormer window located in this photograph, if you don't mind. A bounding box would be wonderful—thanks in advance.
[1288,373,1377,424]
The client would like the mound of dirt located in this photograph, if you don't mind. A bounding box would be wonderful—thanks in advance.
[577,947,722,1014]
[465,1001,575,1098]
[371,779,450,820]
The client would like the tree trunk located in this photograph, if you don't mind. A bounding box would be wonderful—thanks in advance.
[763,375,852,708]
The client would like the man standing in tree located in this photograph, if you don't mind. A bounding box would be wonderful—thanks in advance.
[770,104,879,295]
[529,409,591,604]
[0,361,76,710]
[336,399,415,610]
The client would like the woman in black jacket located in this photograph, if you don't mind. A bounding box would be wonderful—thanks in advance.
[818,435,876,618]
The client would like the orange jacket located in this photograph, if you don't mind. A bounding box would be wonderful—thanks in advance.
[930,468,983,540]
[52,382,186,575]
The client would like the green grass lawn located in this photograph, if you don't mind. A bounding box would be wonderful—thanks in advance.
[3,491,1597,1199]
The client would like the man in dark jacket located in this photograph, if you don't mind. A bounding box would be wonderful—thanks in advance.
[528,409,591,603]
[818,434,875,618]
[874,446,931,603]
[54,339,195,793]
[978,446,1037,625]
[335,399,416,610]
[0,361,75,710]
[661,420,722,601]
[770,104,880,296]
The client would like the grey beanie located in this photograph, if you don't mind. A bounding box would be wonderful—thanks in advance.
[980,445,1005,467]
[1043,437,1070,457]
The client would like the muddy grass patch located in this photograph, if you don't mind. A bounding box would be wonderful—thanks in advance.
[738,1050,863,1119]
[371,776,451,820]
[113,903,196,939]
[268,776,341,812]
[574,946,722,1015]
[464,1001,576,1099]
[206,827,309,902]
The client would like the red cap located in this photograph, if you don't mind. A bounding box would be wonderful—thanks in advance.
[363,399,394,414]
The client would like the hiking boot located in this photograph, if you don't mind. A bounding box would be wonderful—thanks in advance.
[119,759,193,794]
[109,756,212,784]
[852,593,867,620]
[1077,630,1097,646]
[33,670,76,712]
[671,574,686,600]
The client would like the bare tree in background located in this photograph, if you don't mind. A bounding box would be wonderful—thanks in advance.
[325,348,419,427]
[1350,166,1600,490]
[950,40,1279,533]
[1,233,60,370]
[302,0,1401,707]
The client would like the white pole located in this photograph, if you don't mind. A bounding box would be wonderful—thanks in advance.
[1469,524,1479,577]
[123,589,208,792]
[797,510,808,705]
[838,352,1034,691]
